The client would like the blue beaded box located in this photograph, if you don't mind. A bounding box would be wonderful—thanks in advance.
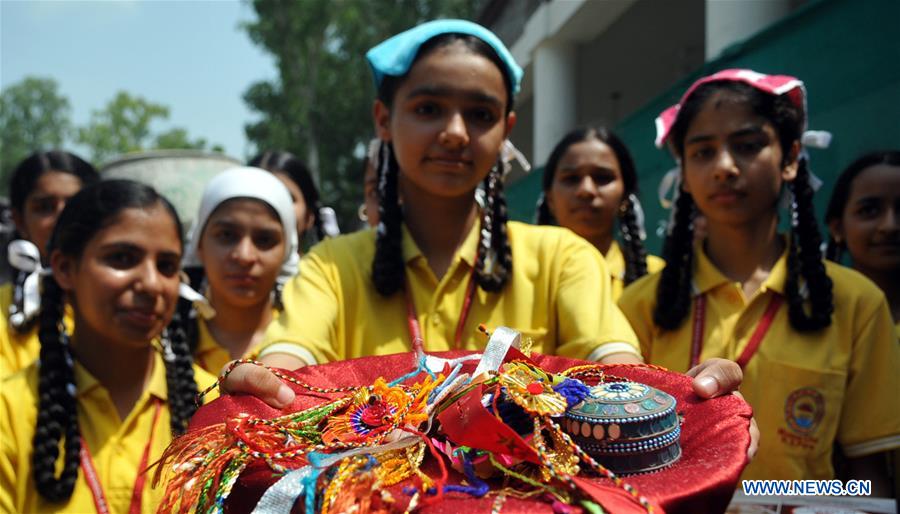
[563,381,681,474]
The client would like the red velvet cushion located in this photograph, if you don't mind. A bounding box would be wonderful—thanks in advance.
[189,352,752,513]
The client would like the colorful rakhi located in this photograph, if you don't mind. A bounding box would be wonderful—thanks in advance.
[153,329,683,514]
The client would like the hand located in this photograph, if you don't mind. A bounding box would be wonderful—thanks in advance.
[687,358,758,459]
[686,357,742,398]
[219,360,296,409]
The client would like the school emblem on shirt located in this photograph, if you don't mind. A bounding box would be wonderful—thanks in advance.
[779,387,824,449]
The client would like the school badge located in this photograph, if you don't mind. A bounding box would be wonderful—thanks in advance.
[779,387,824,449]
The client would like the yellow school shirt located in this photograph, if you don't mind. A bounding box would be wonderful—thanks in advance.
[604,241,666,302]
[0,351,217,514]
[262,221,640,364]
[618,241,900,481]
[193,311,280,375]
[0,283,74,378]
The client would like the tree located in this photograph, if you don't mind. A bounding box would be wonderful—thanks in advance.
[75,91,221,164]
[75,91,170,164]
[242,0,479,228]
[155,128,208,150]
[0,77,71,194]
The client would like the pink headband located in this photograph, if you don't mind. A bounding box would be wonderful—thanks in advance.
[654,69,806,148]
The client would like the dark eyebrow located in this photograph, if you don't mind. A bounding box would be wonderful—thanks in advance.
[99,241,181,260]
[853,196,882,205]
[558,165,616,175]
[405,85,503,109]
[685,126,766,146]
[728,126,767,139]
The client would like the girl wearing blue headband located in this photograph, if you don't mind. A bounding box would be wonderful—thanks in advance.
[219,21,751,422]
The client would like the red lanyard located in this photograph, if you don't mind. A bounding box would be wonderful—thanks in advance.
[689,293,784,370]
[405,264,478,354]
[80,400,164,514]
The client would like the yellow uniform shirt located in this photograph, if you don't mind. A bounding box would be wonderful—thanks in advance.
[0,352,216,514]
[0,283,74,378]
[194,310,280,375]
[263,221,640,363]
[618,241,900,481]
[604,241,665,302]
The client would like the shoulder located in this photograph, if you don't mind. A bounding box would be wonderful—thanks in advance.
[507,222,599,257]
[306,229,376,263]
[646,254,666,273]
[824,261,888,315]
[618,269,662,311]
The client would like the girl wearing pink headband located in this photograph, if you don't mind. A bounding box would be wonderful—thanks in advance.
[619,69,899,490]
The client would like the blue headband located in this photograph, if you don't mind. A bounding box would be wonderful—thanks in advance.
[366,19,523,96]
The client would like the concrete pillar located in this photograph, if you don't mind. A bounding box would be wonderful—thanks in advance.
[532,40,577,166]
[706,0,792,59]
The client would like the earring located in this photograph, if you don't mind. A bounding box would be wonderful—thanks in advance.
[357,204,368,222]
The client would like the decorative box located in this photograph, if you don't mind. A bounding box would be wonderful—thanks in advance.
[564,381,681,474]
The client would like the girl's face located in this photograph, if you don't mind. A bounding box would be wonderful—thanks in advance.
[198,198,286,308]
[831,164,900,272]
[681,91,798,227]
[273,172,314,240]
[547,139,625,243]
[52,204,182,349]
[13,170,83,258]
[374,41,516,199]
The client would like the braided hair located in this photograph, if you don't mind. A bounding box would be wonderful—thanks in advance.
[32,180,198,502]
[371,33,515,297]
[249,150,328,243]
[654,80,833,331]
[537,127,650,285]
[824,150,900,261]
[8,150,99,333]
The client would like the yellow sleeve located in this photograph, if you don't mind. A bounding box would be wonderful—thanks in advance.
[0,369,37,514]
[261,244,341,364]
[617,272,662,360]
[0,380,16,514]
[554,236,640,360]
[646,254,666,274]
[838,295,900,457]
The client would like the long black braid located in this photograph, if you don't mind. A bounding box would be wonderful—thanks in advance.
[161,320,198,435]
[32,276,80,501]
[784,158,833,331]
[653,190,697,329]
[475,160,513,292]
[372,142,405,296]
[31,180,200,502]
[618,195,650,284]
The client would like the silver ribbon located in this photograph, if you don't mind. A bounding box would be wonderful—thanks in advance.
[7,240,48,328]
[251,436,424,514]
[473,326,521,377]
[250,466,313,514]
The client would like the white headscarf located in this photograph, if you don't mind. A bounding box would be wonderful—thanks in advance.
[183,166,299,285]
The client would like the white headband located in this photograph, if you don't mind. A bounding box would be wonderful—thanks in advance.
[183,167,299,284]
